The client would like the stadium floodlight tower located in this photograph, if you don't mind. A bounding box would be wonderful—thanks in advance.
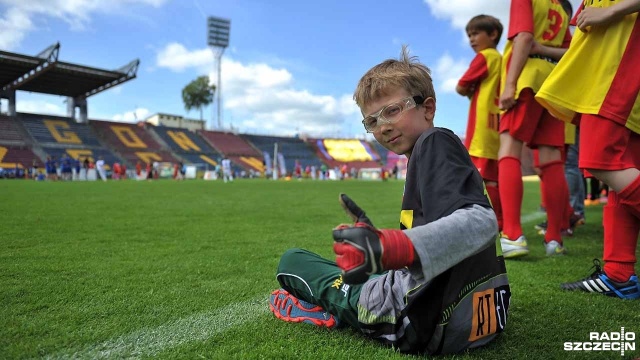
[207,16,230,130]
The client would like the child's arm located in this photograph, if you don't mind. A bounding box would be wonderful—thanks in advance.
[455,83,475,97]
[405,205,497,282]
[456,53,487,98]
[529,41,568,61]
[577,0,640,31]
[499,31,533,110]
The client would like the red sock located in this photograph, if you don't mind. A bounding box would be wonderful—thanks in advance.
[498,156,523,239]
[486,184,503,231]
[618,174,640,220]
[603,190,639,282]
[539,160,568,243]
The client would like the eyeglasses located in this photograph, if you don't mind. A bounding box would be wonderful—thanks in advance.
[361,95,425,133]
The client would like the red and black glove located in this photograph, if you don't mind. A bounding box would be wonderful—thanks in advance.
[332,194,415,284]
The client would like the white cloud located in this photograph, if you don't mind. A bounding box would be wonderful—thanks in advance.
[156,43,214,73]
[0,7,32,49]
[156,43,359,137]
[15,99,66,116]
[424,0,510,33]
[0,0,168,50]
[433,53,469,94]
[111,107,150,123]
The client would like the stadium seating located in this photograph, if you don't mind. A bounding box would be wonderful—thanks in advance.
[0,145,42,169]
[152,126,222,169]
[370,141,390,168]
[90,120,178,166]
[0,115,26,145]
[307,138,381,171]
[241,134,321,172]
[199,130,264,172]
[19,113,102,147]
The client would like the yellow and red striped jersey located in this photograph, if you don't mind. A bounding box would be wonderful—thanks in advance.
[537,0,640,134]
[502,0,571,97]
[458,48,502,159]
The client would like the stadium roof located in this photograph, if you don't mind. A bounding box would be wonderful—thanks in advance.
[0,42,139,98]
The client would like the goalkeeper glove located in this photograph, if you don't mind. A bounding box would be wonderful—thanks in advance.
[332,194,415,284]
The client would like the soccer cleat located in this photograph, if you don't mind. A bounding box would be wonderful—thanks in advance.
[269,289,338,328]
[535,213,585,236]
[561,259,640,299]
[534,221,547,231]
[544,240,566,256]
[500,234,530,258]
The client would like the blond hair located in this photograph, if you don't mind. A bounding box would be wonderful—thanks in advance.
[353,45,435,109]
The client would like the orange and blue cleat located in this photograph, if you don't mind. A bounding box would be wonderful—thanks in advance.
[269,289,339,328]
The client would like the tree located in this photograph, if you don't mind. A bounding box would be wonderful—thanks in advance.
[182,76,216,121]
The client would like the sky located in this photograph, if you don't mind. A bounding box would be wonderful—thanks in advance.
[0,0,582,139]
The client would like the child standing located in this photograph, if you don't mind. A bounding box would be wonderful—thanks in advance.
[456,14,504,231]
[269,47,510,355]
[497,0,572,258]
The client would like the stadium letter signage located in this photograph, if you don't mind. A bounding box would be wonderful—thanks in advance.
[111,126,147,148]
[44,120,82,144]
[167,131,201,152]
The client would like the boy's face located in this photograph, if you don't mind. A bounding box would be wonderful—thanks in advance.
[361,88,435,158]
[466,29,496,53]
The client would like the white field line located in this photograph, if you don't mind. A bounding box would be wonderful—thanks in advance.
[44,296,268,360]
[520,211,547,225]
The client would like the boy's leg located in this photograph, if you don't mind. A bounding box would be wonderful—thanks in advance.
[563,114,640,297]
[602,190,639,282]
[276,248,362,328]
[529,107,567,252]
[498,89,552,258]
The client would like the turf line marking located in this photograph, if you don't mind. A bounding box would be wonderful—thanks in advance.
[45,296,268,360]
[521,211,546,224]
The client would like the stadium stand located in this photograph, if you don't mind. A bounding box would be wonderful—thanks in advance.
[199,130,264,172]
[90,120,178,166]
[18,112,122,168]
[0,115,27,146]
[151,126,221,169]
[241,134,321,172]
[0,145,42,169]
[20,113,103,147]
[307,138,381,171]
[370,141,390,168]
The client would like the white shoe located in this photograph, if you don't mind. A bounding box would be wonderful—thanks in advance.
[500,235,530,259]
[544,240,566,256]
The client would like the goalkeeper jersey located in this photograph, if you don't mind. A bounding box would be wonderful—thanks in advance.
[536,0,640,134]
[458,48,501,160]
[357,128,511,355]
[502,0,571,97]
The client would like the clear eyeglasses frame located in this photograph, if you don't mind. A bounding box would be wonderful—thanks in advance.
[361,95,425,133]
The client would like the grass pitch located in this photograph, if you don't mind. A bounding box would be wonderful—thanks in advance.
[0,179,638,359]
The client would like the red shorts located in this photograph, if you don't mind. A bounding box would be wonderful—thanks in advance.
[471,156,498,182]
[579,114,640,171]
[500,89,565,148]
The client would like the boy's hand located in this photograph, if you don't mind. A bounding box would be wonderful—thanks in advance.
[577,6,615,31]
[499,84,517,110]
[338,193,374,227]
[332,223,415,284]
